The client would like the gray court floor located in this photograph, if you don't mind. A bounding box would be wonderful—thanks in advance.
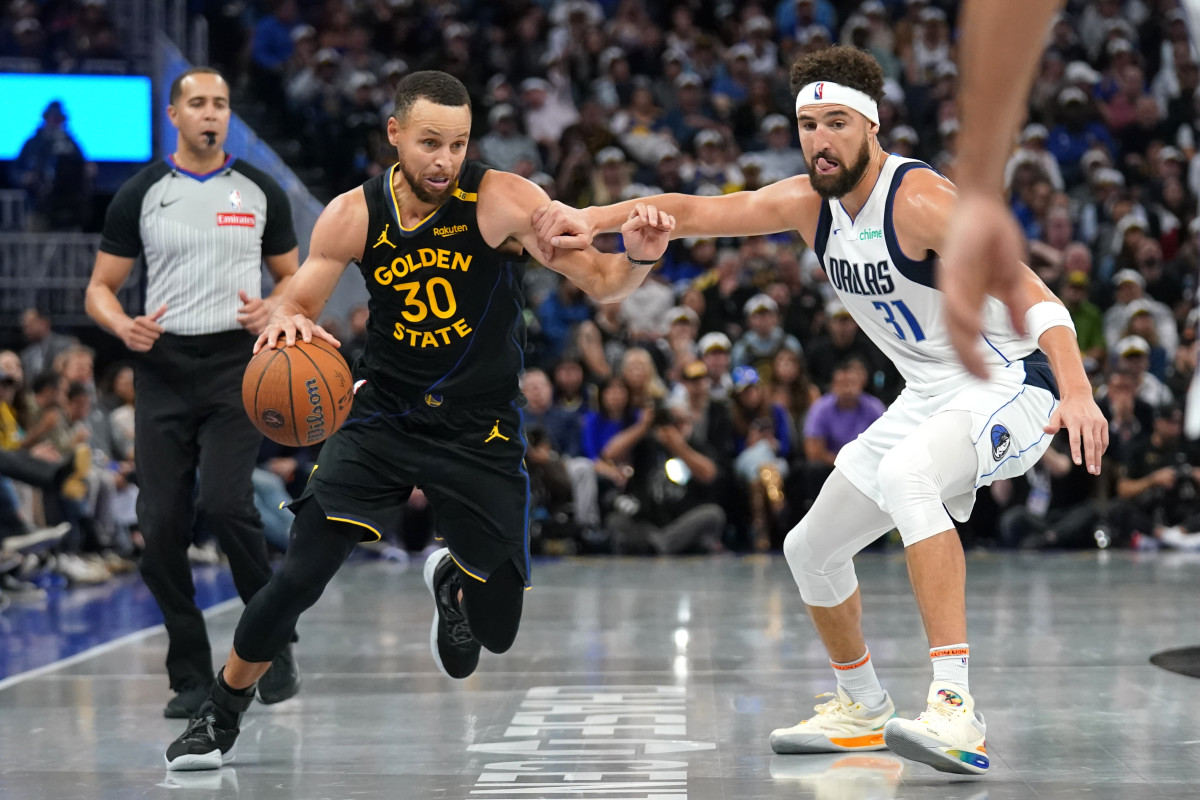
[1,550,1199,799]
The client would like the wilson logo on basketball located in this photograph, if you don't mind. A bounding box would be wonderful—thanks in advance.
[304,378,326,443]
[217,212,256,227]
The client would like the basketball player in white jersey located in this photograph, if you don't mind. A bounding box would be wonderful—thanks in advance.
[533,45,1108,776]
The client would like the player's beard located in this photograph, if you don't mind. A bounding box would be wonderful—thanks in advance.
[808,135,872,199]
[397,153,456,205]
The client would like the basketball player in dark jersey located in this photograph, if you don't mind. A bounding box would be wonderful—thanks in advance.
[165,71,675,770]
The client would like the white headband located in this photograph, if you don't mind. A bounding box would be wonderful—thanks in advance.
[795,81,879,125]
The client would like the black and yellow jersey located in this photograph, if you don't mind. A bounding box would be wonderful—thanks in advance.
[354,160,527,405]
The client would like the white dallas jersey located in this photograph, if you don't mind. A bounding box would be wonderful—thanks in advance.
[816,155,1039,396]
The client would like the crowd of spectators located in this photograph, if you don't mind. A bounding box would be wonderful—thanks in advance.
[0,0,126,73]
[7,0,1200,605]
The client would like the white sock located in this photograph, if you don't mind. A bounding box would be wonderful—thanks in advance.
[832,649,887,709]
[930,643,970,691]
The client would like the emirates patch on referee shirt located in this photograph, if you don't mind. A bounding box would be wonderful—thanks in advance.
[217,212,256,227]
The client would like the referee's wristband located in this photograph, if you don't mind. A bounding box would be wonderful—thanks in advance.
[626,253,660,267]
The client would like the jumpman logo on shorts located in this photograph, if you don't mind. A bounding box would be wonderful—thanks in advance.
[373,224,396,249]
[485,420,510,443]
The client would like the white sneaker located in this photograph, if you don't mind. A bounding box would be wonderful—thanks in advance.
[883,681,989,775]
[770,687,895,753]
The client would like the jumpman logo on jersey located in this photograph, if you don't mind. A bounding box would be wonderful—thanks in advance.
[485,421,510,443]
[373,224,396,249]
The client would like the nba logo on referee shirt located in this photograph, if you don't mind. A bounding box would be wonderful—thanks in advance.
[228,190,242,210]
[990,424,1011,461]
[814,82,824,99]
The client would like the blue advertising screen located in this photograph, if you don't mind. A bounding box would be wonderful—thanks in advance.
[0,73,153,162]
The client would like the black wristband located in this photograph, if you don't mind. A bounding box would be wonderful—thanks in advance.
[626,252,659,267]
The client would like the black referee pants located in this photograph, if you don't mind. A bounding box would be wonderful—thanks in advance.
[133,331,274,692]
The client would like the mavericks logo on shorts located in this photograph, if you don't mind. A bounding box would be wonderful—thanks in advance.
[990,424,1011,461]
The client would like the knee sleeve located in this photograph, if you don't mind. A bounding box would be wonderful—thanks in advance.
[782,517,860,608]
[461,560,524,654]
[876,412,975,547]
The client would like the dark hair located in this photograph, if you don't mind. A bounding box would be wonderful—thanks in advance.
[392,70,471,122]
[169,67,226,105]
[66,381,89,402]
[31,370,61,395]
[790,46,884,103]
[833,357,869,377]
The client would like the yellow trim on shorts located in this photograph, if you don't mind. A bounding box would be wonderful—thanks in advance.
[449,553,487,583]
[326,515,382,542]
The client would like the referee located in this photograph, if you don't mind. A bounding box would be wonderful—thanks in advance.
[85,67,301,718]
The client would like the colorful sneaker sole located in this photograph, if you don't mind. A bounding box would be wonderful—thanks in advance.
[883,725,988,775]
[770,729,888,754]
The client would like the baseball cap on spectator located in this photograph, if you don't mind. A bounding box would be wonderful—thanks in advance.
[315,48,341,66]
[1058,87,1088,106]
[290,24,316,43]
[662,48,688,66]
[1080,149,1110,173]
[826,299,852,319]
[1112,269,1145,289]
[13,18,41,35]
[738,153,766,172]
[520,77,551,94]
[744,294,778,316]
[1093,167,1125,186]
[382,58,408,78]
[882,79,905,105]
[731,366,761,392]
[728,43,755,62]
[699,332,732,354]
[761,114,790,134]
[799,25,832,45]
[1106,38,1134,57]
[657,144,682,163]
[1020,123,1049,144]
[861,0,886,15]
[891,125,919,146]
[1116,335,1150,358]
[682,360,709,380]
[599,46,626,73]
[695,129,724,148]
[1066,270,1090,288]
[920,6,948,23]
[443,22,470,41]
[1065,61,1102,85]
[596,146,626,166]
[1158,146,1185,165]
[668,306,700,327]
[746,16,772,34]
[1116,215,1147,238]
[675,73,703,89]
[488,104,516,125]
[938,118,960,137]
[1126,299,1154,318]
[346,71,377,93]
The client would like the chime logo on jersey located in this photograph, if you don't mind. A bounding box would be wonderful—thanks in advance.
[990,424,1011,461]
[228,189,242,210]
[814,82,824,99]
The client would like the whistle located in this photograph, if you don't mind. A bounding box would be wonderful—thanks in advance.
[204,132,216,146]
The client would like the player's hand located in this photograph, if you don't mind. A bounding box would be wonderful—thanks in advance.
[1043,393,1109,476]
[532,201,594,261]
[237,290,274,335]
[621,203,675,263]
[120,304,167,352]
[254,313,341,353]
[940,193,1027,379]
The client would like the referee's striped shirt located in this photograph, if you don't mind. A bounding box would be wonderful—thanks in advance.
[99,154,297,336]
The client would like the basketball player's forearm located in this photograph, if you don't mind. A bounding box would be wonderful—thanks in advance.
[1039,326,1092,400]
[581,253,655,303]
[956,0,1064,192]
[587,196,695,237]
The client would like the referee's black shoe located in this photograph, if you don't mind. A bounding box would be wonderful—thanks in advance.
[257,643,301,704]
[424,548,481,679]
[165,678,254,771]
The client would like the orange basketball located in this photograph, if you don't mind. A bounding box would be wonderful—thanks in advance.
[242,338,355,446]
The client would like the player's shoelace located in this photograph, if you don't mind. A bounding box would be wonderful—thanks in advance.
[806,693,858,727]
[178,711,219,747]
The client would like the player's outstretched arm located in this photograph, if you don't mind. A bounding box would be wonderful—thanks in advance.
[900,169,1108,474]
[255,189,366,352]
[480,171,674,303]
[941,0,1066,378]
[530,175,818,256]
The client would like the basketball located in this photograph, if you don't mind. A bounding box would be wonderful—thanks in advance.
[242,338,354,446]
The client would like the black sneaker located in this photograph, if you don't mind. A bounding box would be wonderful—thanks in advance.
[257,643,301,704]
[165,699,242,771]
[423,547,480,679]
[164,685,212,719]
